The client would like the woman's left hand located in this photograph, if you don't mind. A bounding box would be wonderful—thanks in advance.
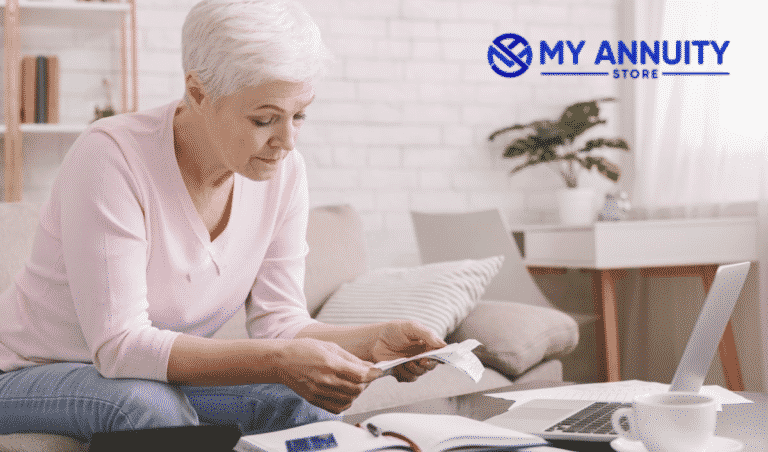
[371,320,447,382]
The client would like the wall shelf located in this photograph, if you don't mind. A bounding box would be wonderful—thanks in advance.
[2,0,137,201]
[0,123,87,134]
[0,1,129,28]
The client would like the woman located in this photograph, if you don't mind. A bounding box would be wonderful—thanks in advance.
[0,0,445,443]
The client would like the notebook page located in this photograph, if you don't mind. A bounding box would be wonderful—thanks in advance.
[361,413,547,451]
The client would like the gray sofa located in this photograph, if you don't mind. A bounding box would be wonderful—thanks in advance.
[0,202,579,451]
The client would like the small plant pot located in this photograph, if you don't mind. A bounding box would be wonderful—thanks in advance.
[557,187,597,225]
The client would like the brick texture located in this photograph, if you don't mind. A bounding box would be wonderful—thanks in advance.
[4,0,620,267]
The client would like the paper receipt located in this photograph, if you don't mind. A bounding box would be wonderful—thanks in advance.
[374,339,485,383]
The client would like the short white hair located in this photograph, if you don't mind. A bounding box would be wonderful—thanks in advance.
[181,0,331,107]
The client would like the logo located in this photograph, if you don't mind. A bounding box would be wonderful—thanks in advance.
[487,33,533,78]
[487,35,730,80]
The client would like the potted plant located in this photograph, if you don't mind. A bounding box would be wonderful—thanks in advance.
[93,78,116,122]
[488,97,630,224]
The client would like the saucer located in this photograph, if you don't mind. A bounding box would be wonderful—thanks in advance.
[610,436,744,452]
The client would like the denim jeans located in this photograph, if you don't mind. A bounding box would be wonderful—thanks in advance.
[0,362,338,443]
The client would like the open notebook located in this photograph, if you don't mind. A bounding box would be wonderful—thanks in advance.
[235,413,550,452]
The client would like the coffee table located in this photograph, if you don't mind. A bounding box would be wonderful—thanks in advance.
[343,381,768,452]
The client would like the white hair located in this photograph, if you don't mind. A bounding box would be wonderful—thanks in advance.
[181,0,331,107]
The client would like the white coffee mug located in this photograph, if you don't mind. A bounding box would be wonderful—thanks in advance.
[611,392,717,452]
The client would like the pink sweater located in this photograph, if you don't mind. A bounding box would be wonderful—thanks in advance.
[0,100,317,381]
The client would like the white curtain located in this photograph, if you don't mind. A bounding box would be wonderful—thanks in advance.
[622,0,768,389]
[632,0,766,216]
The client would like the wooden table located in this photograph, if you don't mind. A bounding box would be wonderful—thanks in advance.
[344,381,768,452]
[516,217,757,391]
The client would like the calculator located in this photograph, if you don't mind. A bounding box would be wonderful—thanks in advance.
[285,433,338,452]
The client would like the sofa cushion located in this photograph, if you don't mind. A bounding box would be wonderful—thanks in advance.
[315,256,504,338]
[0,433,86,452]
[447,300,579,377]
[304,205,369,317]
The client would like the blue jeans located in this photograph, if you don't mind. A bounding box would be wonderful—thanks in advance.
[0,363,338,443]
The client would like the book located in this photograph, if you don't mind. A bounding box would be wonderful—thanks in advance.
[34,55,47,124]
[234,413,550,452]
[46,55,60,124]
[20,55,37,124]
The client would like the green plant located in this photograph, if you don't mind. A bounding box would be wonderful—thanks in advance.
[488,98,630,188]
[92,78,116,122]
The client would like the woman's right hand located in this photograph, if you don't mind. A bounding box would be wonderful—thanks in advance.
[273,338,383,414]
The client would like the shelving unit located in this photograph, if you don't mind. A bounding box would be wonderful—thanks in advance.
[0,1,130,27]
[2,0,137,201]
[0,123,87,134]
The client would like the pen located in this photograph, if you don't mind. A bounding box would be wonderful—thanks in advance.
[364,423,422,452]
[365,422,382,437]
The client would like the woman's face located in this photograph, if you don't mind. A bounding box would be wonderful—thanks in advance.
[202,80,315,182]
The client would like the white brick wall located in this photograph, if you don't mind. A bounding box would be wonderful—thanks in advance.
[2,0,621,268]
[294,0,619,265]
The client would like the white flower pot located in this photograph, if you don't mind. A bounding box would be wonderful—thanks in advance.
[557,187,597,225]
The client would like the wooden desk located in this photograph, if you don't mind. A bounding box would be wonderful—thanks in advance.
[517,217,757,391]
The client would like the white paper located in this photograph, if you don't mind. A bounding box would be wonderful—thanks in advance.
[485,380,754,411]
[374,339,485,383]
[361,413,547,451]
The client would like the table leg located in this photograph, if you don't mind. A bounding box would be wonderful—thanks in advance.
[698,265,744,392]
[718,322,744,391]
[589,270,622,382]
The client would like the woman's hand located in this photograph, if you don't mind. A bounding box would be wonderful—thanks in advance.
[275,338,382,414]
[371,320,447,383]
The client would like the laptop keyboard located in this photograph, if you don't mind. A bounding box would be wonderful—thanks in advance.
[544,402,632,435]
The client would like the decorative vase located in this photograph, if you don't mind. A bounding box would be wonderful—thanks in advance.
[598,190,631,221]
[556,187,597,225]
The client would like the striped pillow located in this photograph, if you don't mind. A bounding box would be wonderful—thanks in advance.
[314,256,505,338]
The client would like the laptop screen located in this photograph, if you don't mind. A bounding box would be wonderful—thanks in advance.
[669,261,750,392]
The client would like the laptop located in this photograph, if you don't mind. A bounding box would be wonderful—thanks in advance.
[485,261,751,442]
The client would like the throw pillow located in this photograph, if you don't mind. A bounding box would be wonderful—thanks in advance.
[315,256,504,338]
[447,299,579,377]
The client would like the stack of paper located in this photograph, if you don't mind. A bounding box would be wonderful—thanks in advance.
[485,380,754,411]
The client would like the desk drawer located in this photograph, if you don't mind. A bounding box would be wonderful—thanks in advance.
[593,219,757,268]
[525,228,596,267]
[520,217,757,269]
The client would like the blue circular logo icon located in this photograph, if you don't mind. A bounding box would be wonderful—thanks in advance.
[488,33,533,78]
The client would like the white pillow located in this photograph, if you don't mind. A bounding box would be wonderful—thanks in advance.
[314,256,504,338]
[447,300,579,376]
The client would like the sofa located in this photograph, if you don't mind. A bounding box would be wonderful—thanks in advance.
[0,202,579,451]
